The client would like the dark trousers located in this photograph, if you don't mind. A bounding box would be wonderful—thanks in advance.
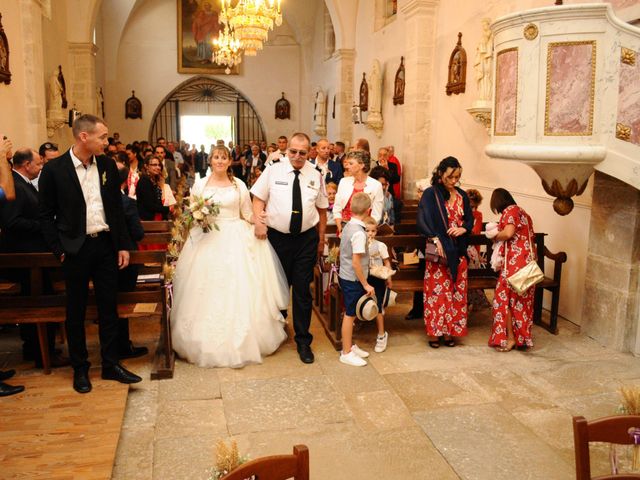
[267,227,318,348]
[116,264,139,349]
[63,232,119,370]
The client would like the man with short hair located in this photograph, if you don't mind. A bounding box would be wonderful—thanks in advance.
[334,141,346,164]
[266,135,288,165]
[251,133,328,364]
[310,138,342,185]
[33,142,60,190]
[154,144,177,191]
[39,114,141,393]
[157,137,167,147]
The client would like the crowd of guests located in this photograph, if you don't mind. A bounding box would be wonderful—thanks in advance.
[0,121,539,388]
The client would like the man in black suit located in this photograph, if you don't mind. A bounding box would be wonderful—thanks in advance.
[39,114,142,394]
[0,148,68,369]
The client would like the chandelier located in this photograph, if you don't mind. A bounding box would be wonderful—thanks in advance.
[220,0,283,56]
[212,21,243,74]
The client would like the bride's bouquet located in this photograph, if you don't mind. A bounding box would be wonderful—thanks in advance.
[184,194,221,233]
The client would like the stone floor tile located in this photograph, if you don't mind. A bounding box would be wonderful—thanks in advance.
[221,376,352,435]
[111,427,154,480]
[343,390,416,432]
[413,404,575,480]
[155,399,228,440]
[122,386,159,428]
[385,370,499,411]
[158,360,221,401]
[153,434,217,480]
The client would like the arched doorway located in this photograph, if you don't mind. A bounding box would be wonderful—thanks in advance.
[148,76,265,146]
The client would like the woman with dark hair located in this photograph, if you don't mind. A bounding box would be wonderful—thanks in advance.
[488,188,536,352]
[136,155,170,221]
[417,156,474,348]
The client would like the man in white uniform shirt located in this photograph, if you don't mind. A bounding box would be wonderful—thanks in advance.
[251,132,328,364]
[265,135,288,166]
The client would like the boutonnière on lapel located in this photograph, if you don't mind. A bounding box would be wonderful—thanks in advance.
[101,171,107,186]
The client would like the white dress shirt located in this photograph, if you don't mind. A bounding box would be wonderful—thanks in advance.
[333,175,384,223]
[70,148,109,235]
[251,158,329,234]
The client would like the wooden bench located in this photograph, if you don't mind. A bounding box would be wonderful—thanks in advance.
[312,232,567,350]
[0,250,174,379]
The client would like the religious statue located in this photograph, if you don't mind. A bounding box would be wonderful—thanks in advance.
[125,90,142,119]
[46,66,67,137]
[96,87,105,118]
[0,13,11,85]
[313,87,327,136]
[365,59,384,137]
[359,73,368,112]
[474,18,493,101]
[393,56,405,105]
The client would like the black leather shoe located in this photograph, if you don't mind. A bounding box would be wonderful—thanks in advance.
[297,345,314,364]
[119,342,149,360]
[73,368,92,394]
[0,382,24,397]
[102,364,142,384]
[0,369,16,381]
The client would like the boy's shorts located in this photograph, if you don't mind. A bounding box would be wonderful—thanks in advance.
[339,277,366,316]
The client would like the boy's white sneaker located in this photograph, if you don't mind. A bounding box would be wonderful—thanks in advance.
[339,350,367,367]
[374,332,388,353]
[351,344,370,358]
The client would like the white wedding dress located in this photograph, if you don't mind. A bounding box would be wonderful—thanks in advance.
[171,176,289,368]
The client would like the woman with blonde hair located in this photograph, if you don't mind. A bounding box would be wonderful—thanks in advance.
[171,146,289,367]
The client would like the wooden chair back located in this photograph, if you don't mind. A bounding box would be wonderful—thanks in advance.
[573,415,640,480]
[222,445,309,480]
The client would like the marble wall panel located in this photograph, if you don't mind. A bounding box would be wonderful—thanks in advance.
[545,41,596,136]
[494,48,518,136]
[617,47,640,146]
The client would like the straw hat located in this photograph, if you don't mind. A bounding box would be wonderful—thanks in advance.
[356,295,378,321]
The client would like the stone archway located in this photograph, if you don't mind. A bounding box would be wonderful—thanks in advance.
[148,76,266,145]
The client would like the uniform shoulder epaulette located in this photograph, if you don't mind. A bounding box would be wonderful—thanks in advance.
[314,165,322,173]
[271,158,280,164]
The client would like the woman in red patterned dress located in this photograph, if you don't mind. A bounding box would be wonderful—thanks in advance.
[488,188,536,352]
[417,157,474,348]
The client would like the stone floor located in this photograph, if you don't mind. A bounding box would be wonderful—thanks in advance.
[2,298,640,479]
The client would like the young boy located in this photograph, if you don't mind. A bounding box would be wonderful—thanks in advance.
[338,192,374,367]
[364,217,391,353]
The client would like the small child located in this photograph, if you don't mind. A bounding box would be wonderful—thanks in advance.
[364,217,390,353]
[326,182,337,226]
[338,192,374,367]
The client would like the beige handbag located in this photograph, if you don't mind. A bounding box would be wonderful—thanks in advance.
[505,224,544,295]
[369,264,396,280]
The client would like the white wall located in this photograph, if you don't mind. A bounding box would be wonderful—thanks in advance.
[98,0,302,144]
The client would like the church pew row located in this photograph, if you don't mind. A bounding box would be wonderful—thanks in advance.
[0,222,175,379]
[312,232,567,351]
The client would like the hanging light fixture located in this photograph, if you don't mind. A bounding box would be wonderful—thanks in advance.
[219,0,283,56]
[212,20,243,74]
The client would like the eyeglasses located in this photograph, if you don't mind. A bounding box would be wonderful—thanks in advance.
[288,148,308,157]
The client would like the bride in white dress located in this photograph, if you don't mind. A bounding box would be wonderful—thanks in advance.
[171,146,288,368]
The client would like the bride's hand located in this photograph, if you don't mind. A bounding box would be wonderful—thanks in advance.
[254,220,267,240]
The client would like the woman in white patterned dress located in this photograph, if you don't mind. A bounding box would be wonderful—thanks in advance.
[171,146,288,368]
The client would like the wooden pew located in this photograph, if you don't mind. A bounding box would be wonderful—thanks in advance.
[0,250,174,379]
[312,232,566,350]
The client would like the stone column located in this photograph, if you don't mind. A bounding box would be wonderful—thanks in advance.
[68,42,98,118]
[399,0,439,198]
[582,171,640,354]
[333,48,355,145]
[19,0,47,146]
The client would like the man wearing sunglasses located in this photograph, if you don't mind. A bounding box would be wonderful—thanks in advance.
[251,132,328,364]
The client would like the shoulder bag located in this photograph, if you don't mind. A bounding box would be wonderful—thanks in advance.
[425,189,448,265]
[505,218,544,295]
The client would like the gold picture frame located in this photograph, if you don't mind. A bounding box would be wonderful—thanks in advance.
[177,0,238,75]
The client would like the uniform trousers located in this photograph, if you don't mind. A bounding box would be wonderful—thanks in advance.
[267,227,318,348]
[63,232,119,370]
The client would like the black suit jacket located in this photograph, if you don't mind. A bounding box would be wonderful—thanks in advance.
[38,150,133,257]
[0,171,47,253]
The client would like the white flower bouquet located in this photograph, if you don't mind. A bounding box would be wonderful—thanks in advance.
[184,194,221,233]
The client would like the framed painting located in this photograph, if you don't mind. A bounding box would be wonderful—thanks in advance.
[177,0,237,74]
[0,13,11,85]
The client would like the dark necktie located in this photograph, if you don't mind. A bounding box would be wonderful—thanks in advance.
[290,170,302,235]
